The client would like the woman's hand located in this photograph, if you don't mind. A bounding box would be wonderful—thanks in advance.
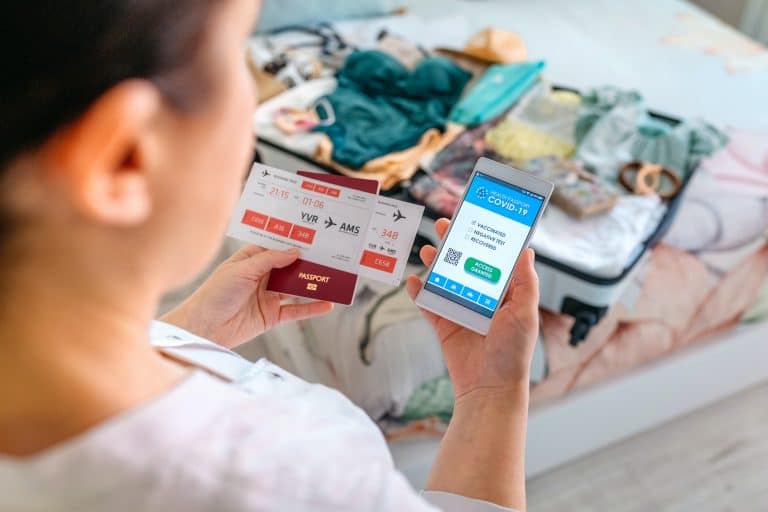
[406,218,540,402]
[161,245,333,349]
[411,218,540,509]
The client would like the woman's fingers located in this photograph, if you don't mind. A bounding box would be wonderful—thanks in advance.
[406,274,441,327]
[405,274,423,301]
[278,300,334,323]
[508,248,539,306]
[419,244,438,267]
[435,218,450,239]
[413,218,451,269]
[229,244,268,262]
[495,248,539,322]
[241,248,300,278]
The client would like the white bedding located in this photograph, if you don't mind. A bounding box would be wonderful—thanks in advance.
[243,0,768,490]
[333,0,768,131]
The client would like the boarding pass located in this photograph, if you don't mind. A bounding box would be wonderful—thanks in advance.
[227,164,423,303]
[297,171,424,288]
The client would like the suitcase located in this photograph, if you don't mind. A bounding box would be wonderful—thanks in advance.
[253,90,693,346]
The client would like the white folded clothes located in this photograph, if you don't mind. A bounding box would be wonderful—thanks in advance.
[532,195,665,278]
[253,78,337,156]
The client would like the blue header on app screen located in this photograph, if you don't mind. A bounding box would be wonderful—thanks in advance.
[466,173,543,226]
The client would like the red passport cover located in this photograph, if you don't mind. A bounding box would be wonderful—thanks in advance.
[265,172,379,305]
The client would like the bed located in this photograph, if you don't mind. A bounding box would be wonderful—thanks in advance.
[242,0,768,487]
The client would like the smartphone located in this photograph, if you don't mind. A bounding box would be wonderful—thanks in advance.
[415,157,553,335]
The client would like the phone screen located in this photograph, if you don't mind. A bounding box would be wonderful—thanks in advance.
[424,171,545,318]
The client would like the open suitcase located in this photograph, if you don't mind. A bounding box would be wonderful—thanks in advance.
[254,88,694,346]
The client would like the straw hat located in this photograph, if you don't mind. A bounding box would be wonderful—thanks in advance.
[436,27,527,65]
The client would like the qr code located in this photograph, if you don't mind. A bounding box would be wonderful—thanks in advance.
[444,248,462,266]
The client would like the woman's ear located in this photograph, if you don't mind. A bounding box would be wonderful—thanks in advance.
[41,79,163,227]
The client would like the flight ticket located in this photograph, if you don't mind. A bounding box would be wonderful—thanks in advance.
[297,171,425,288]
[227,164,423,304]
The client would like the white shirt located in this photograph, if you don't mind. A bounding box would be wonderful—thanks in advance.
[0,321,514,512]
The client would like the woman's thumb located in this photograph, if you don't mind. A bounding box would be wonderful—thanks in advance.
[241,248,300,277]
[494,248,539,322]
[510,248,538,304]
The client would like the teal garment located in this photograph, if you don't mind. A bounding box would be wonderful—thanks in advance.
[400,375,454,423]
[574,86,643,142]
[575,86,644,142]
[313,50,471,169]
[449,61,546,126]
[575,86,728,179]
[632,118,728,176]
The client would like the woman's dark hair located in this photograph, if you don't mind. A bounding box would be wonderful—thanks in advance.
[0,1,221,247]
[0,1,220,171]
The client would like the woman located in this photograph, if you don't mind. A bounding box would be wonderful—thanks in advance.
[0,1,539,511]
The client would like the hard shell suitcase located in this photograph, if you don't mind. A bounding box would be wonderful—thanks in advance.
[253,88,693,346]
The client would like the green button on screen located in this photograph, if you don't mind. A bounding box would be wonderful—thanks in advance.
[464,257,501,283]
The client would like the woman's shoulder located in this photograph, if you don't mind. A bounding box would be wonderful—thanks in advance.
[1,369,397,511]
[153,370,401,511]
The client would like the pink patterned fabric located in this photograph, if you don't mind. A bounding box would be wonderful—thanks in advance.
[532,243,768,403]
